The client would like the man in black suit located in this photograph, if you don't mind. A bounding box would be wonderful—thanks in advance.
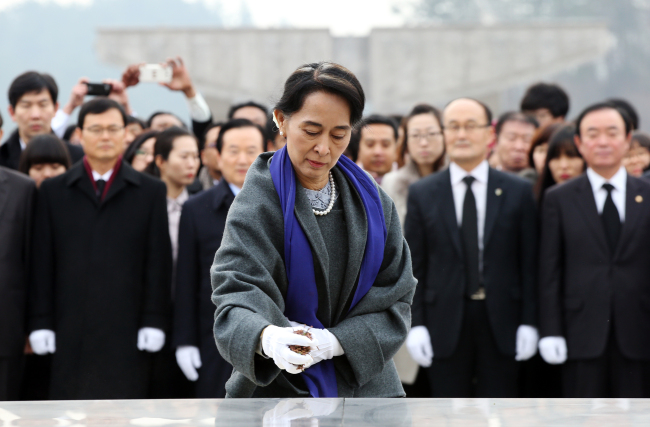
[538,102,650,398]
[0,72,83,169]
[0,166,35,400]
[173,118,265,397]
[28,98,172,399]
[404,98,538,397]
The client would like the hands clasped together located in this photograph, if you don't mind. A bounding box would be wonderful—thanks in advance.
[261,322,344,375]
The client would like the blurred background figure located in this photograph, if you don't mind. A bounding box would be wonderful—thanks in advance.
[124,131,158,172]
[528,123,562,179]
[197,123,223,190]
[353,115,399,184]
[623,131,650,177]
[125,116,146,146]
[228,101,268,127]
[520,83,569,128]
[493,112,539,182]
[18,134,71,188]
[174,118,265,397]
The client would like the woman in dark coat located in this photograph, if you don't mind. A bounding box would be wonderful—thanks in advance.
[211,62,417,398]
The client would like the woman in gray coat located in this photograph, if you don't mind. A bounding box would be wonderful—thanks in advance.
[211,62,417,398]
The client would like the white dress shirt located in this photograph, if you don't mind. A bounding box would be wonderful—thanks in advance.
[449,160,489,271]
[91,169,113,182]
[586,166,627,222]
[228,183,241,196]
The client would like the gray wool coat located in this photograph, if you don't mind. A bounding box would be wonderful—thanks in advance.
[210,152,417,398]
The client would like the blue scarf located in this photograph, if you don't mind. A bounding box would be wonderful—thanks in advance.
[270,146,387,398]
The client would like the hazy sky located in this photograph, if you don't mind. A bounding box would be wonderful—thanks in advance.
[0,0,408,35]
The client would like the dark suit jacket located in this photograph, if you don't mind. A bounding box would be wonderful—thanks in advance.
[173,179,234,397]
[539,174,650,360]
[0,130,84,170]
[405,167,538,358]
[29,160,172,399]
[0,167,36,357]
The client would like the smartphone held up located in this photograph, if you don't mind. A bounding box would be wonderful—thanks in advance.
[139,64,172,84]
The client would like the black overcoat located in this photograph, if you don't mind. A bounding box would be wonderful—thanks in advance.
[28,160,172,399]
[173,179,234,397]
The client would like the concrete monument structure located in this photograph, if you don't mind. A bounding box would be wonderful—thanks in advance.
[96,23,613,118]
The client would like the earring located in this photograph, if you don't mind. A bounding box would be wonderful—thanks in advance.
[280,131,284,136]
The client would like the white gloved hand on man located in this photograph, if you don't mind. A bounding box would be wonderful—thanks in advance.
[176,345,202,381]
[289,321,344,365]
[137,327,166,352]
[406,326,434,367]
[538,336,568,365]
[515,324,539,361]
[29,330,56,355]
[261,325,319,374]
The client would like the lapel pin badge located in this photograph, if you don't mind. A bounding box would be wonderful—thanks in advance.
[636,195,643,203]
[495,188,502,196]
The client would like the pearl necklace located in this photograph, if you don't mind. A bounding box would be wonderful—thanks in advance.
[313,172,336,216]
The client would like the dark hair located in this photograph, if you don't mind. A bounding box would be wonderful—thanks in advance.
[18,134,71,174]
[78,97,128,129]
[145,127,198,177]
[62,124,77,141]
[606,98,639,130]
[535,124,584,204]
[401,104,446,173]
[146,111,187,130]
[127,115,146,129]
[123,130,159,165]
[8,71,58,108]
[495,111,539,137]
[228,101,268,120]
[631,130,650,150]
[0,110,3,129]
[215,118,266,154]
[274,62,365,128]
[520,83,569,119]
[201,121,225,149]
[360,115,399,140]
[528,123,563,172]
[574,102,632,138]
[444,98,493,125]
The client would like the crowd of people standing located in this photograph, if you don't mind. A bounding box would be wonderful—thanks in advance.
[1,56,650,400]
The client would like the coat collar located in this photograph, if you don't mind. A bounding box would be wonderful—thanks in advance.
[438,169,463,257]
[0,130,22,169]
[0,167,9,219]
[616,175,644,259]
[65,160,141,207]
[212,178,235,212]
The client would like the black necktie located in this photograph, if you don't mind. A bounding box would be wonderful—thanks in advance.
[601,183,621,253]
[96,179,106,201]
[461,176,480,297]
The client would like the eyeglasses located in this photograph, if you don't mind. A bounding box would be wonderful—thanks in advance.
[135,149,152,156]
[83,126,125,136]
[408,131,443,142]
[443,123,491,134]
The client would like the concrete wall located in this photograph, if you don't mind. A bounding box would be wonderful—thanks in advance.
[96,23,613,118]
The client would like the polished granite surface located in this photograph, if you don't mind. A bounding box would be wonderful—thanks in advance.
[1,398,649,426]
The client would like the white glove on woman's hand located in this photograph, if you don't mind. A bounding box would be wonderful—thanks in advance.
[406,326,433,367]
[515,325,539,361]
[137,327,165,352]
[289,321,344,365]
[538,336,568,365]
[176,345,202,381]
[29,330,56,355]
[261,325,319,374]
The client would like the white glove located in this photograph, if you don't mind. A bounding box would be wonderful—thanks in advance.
[515,325,539,361]
[261,325,318,374]
[289,321,344,365]
[538,336,567,365]
[176,345,202,381]
[137,327,165,352]
[406,326,433,367]
[29,330,56,355]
